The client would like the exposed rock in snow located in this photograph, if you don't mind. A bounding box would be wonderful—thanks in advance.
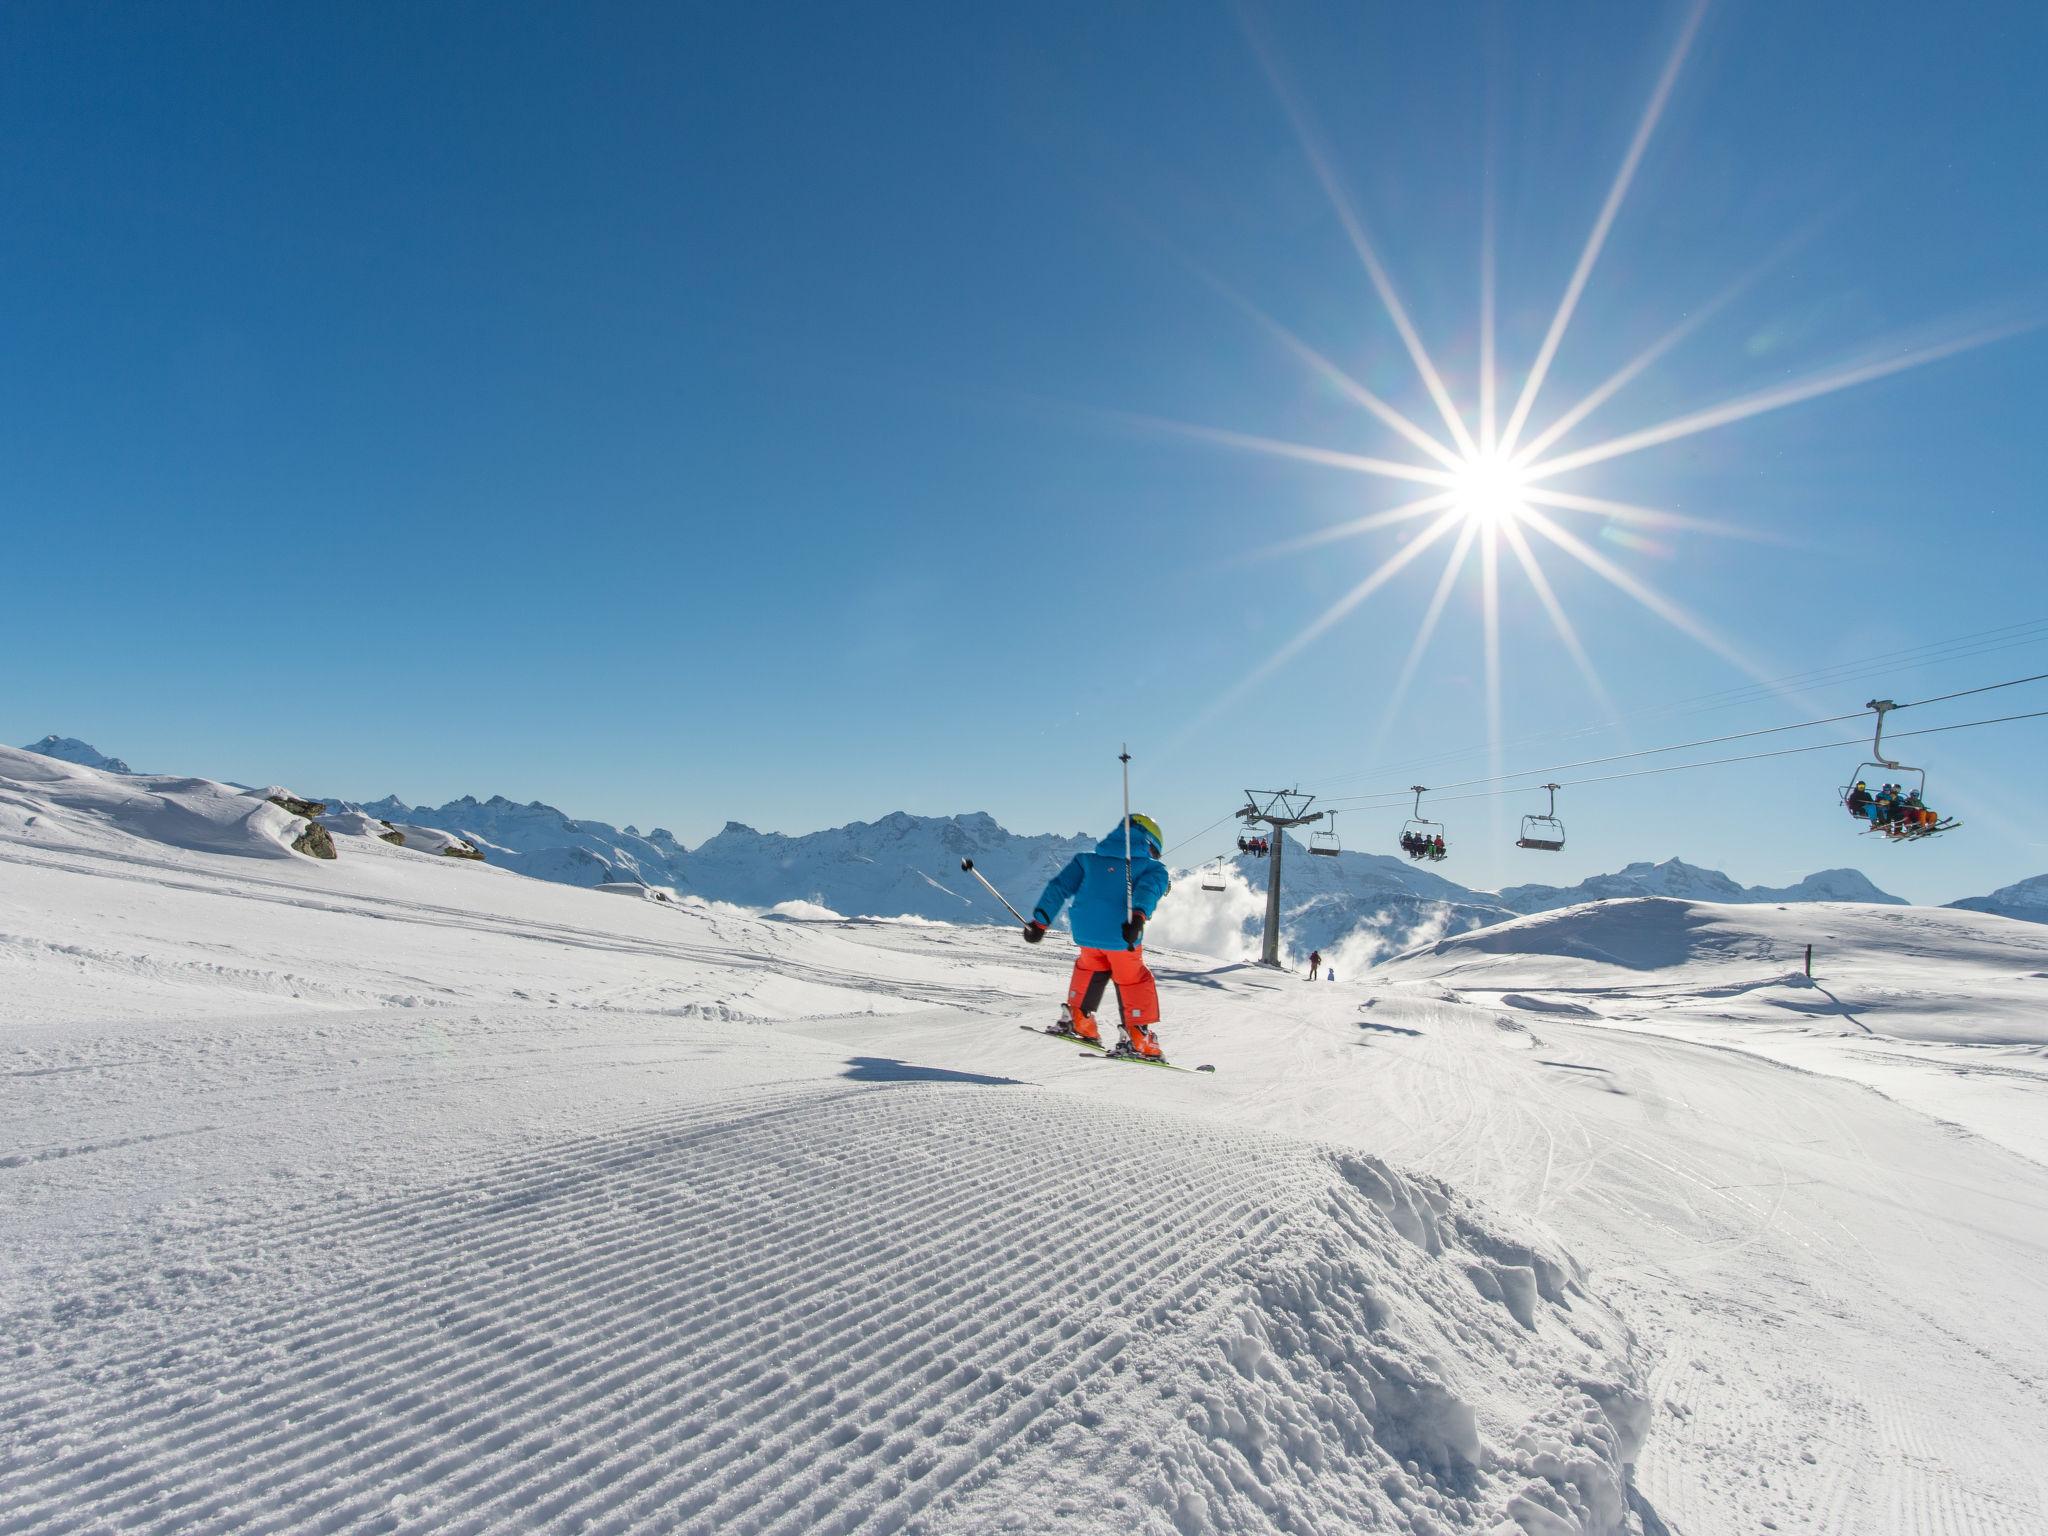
[21,735,132,774]
[290,820,337,859]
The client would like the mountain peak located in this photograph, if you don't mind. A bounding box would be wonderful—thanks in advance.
[22,736,132,775]
[1947,873,2048,924]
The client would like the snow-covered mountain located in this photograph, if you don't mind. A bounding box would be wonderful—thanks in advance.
[335,793,690,890]
[1946,873,2048,925]
[686,812,1095,920]
[21,734,132,774]
[1496,856,1904,915]
[24,735,1911,963]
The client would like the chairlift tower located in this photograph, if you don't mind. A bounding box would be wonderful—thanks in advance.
[1238,788,1323,968]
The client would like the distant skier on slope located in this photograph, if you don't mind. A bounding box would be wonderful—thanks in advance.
[1023,813,1171,1059]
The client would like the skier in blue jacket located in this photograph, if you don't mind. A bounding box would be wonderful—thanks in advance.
[1024,814,1172,1058]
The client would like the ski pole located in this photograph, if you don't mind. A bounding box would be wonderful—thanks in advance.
[1120,745,1133,923]
[958,858,1030,927]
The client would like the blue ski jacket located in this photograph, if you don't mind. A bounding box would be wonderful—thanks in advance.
[1033,819,1171,951]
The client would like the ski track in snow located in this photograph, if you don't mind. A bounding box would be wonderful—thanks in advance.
[1,1085,1646,1536]
[7,754,2048,1535]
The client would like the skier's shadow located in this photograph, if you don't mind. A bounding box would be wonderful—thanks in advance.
[842,1057,1023,1087]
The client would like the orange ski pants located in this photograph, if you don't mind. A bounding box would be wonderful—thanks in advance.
[1067,946,1162,1054]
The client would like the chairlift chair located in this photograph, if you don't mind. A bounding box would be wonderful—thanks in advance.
[1201,857,1228,893]
[1308,811,1341,856]
[1399,785,1448,861]
[1839,700,1960,842]
[1515,783,1566,852]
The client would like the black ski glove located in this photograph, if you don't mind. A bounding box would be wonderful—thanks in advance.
[1121,913,1146,947]
[1022,921,1047,944]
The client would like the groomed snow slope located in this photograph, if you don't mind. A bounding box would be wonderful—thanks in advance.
[2,1088,1645,1536]
[2,753,1655,1536]
[7,753,2047,1533]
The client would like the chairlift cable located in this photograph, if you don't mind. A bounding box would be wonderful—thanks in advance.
[1893,670,2048,712]
[1313,667,2048,808]
[1310,617,2048,788]
[1396,706,2048,807]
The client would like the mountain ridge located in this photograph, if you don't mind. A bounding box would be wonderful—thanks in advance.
[31,735,2014,958]
[1946,873,2048,926]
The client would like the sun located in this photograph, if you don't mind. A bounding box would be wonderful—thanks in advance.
[1150,0,2029,754]
[1451,453,1529,531]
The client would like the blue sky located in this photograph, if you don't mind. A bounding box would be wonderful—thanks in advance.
[4,1,2044,903]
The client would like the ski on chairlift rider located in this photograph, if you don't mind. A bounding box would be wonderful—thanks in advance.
[1024,813,1171,1060]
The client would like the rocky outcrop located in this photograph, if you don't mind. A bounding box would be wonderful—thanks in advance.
[291,820,337,859]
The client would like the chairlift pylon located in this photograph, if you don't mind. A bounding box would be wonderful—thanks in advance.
[1399,785,1448,861]
[1308,810,1341,856]
[1515,783,1566,852]
[1839,699,1959,842]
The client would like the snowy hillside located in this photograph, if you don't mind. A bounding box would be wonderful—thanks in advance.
[8,747,2048,1531]
[0,744,318,862]
[1379,894,2048,1164]
[20,733,132,774]
[3,753,1668,1535]
[1496,856,1903,913]
[1947,871,2048,924]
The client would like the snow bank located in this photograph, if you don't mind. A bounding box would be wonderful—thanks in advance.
[764,897,846,920]
[387,823,483,859]
[322,808,402,842]
[0,745,316,862]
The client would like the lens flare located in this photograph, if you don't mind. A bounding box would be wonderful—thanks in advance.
[1450,453,1531,531]
[1147,4,2035,763]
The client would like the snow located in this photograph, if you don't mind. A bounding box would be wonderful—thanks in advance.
[19,734,133,774]
[1497,856,1904,914]
[192,758,1944,970]
[335,792,686,888]
[5,749,2047,1533]
[765,897,848,920]
[0,745,311,862]
[595,880,678,903]
[1947,870,2048,924]
[1378,894,2048,1164]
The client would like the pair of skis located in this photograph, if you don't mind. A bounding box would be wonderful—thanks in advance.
[1016,1023,1215,1075]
